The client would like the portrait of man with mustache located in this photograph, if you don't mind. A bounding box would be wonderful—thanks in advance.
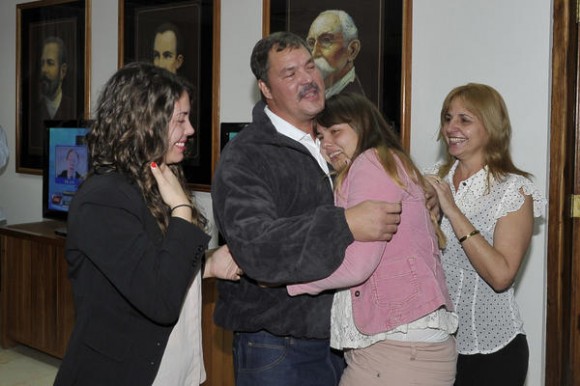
[26,35,76,161]
[306,10,365,99]
[38,36,74,123]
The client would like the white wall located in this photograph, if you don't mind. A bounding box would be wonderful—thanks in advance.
[410,1,552,385]
[0,0,551,384]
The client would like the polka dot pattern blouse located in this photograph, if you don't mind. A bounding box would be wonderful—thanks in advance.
[427,161,546,354]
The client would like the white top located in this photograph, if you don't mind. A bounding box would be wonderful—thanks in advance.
[330,290,458,349]
[264,106,330,176]
[152,272,205,385]
[427,161,546,354]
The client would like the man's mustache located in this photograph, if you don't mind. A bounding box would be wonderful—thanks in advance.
[314,57,335,78]
[298,83,320,99]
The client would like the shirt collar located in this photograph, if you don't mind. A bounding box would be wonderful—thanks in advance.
[264,105,313,143]
[325,67,356,98]
[448,160,490,197]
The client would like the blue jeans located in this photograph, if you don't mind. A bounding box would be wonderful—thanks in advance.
[233,330,345,386]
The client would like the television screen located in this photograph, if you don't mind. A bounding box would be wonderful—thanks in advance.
[43,120,91,222]
[220,122,248,150]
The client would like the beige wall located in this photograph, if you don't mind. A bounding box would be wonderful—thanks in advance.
[0,1,551,384]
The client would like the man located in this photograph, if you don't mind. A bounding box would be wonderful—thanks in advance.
[306,9,365,98]
[152,22,184,74]
[211,31,401,386]
[39,36,74,119]
[40,36,73,119]
[31,36,74,153]
[58,148,82,180]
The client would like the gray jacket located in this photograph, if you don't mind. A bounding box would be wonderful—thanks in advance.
[212,101,353,338]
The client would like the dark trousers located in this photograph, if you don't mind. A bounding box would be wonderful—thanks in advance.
[455,334,529,386]
[233,330,345,386]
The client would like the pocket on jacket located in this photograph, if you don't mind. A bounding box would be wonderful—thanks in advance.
[371,257,419,307]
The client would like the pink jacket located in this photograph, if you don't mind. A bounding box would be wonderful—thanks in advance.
[288,150,453,335]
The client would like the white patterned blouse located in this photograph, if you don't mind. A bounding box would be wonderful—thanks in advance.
[426,161,546,354]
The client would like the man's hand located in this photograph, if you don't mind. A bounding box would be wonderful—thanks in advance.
[345,200,401,241]
[204,244,242,280]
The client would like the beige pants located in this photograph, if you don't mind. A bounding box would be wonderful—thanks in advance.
[340,337,457,386]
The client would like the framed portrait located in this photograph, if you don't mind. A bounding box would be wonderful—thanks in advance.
[16,0,91,174]
[264,0,412,149]
[119,0,219,191]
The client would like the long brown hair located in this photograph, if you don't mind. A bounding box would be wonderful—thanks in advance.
[88,62,206,232]
[437,83,530,183]
[316,93,446,248]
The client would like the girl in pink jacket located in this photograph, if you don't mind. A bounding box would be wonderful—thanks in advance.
[288,93,457,386]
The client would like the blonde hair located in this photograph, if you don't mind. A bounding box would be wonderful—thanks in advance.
[437,83,530,184]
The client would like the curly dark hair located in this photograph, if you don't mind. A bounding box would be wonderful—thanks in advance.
[87,62,206,231]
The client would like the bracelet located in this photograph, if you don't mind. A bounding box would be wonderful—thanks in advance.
[459,229,480,243]
[171,203,193,212]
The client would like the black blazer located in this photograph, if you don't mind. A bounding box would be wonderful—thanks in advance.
[54,172,209,386]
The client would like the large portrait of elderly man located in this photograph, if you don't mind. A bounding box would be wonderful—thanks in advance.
[267,0,406,134]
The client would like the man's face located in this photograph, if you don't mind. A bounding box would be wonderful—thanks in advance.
[258,45,325,133]
[306,13,350,87]
[66,151,79,172]
[153,30,184,74]
[40,42,66,99]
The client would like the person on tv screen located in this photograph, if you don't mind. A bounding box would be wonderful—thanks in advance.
[58,148,83,180]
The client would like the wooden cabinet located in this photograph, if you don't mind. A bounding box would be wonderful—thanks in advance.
[0,221,234,385]
[0,221,73,358]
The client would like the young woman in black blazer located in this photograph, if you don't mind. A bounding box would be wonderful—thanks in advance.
[54,62,240,386]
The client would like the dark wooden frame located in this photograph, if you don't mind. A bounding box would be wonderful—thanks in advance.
[16,0,91,174]
[262,0,412,149]
[546,0,578,384]
[119,0,220,191]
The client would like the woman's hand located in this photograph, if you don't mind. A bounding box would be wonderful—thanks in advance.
[425,175,460,219]
[423,180,441,222]
[149,162,189,208]
[150,162,193,221]
[204,244,242,281]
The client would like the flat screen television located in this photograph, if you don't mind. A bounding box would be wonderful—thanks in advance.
[42,120,91,228]
[220,122,248,150]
